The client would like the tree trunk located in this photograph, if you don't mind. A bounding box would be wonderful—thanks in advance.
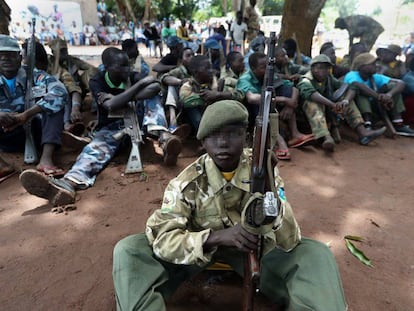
[279,0,327,57]
[0,0,11,35]
[144,0,151,21]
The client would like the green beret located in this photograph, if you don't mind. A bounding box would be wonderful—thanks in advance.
[196,100,248,140]
[310,54,333,66]
[351,53,377,70]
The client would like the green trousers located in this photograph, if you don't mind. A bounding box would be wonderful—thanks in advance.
[303,100,364,139]
[113,234,347,311]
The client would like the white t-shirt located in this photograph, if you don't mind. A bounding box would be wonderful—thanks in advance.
[230,22,247,45]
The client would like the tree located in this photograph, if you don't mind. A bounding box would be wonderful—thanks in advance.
[261,0,284,16]
[279,0,327,57]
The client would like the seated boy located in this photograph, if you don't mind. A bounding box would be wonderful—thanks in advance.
[179,55,216,132]
[237,52,314,160]
[112,100,347,311]
[274,46,308,84]
[0,35,67,178]
[344,52,414,136]
[19,47,182,206]
[297,54,386,151]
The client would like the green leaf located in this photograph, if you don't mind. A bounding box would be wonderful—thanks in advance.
[344,235,364,242]
[344,239,373,267]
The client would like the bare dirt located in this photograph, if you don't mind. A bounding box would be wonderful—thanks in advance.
[1,49,413,311]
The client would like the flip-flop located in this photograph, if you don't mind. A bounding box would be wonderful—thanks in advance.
[275,149,291,160]
[288,134,315,148]
[0,169,18,183]
[36,165,66,178]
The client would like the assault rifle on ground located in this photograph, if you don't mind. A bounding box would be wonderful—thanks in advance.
[111,101,144,173]
[23,17,39,164]
[242,31,280,311]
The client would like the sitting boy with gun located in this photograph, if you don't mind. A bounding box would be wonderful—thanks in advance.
[112,100,347,311]
[20,47,182,205]
[298,54,386,151]
[0,34,67,181]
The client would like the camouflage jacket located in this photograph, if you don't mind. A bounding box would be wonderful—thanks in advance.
[0,67,67,114]
[146,149,301,266]
[297,71,343,101]
[48,61,82,95]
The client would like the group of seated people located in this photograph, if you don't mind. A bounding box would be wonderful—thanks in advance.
[0,33,413,205]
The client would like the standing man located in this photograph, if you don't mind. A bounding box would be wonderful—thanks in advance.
[335,15,384,52]
[244,0,260,43]
[230,11,247,53]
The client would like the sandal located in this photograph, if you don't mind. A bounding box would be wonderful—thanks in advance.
[275,149,291,160]
[288,134,315,148]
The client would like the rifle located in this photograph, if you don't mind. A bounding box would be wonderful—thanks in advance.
[371,78,396,138]
[23,18,39,164]
[165,85,178,129]
[111,101,144,173]
[242,31,279,311]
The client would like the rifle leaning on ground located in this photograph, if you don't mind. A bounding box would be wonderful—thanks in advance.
[242,31,280,311]
[370,78,397,138]
[23,17,39,164]
[110,101,144,173]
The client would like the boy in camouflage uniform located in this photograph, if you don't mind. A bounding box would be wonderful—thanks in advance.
[274,46,309,85]
[0,35,67,179]
[112,99,347,311]
[19,47,182,205]
[218,51,246,103]
[298,54,386,151]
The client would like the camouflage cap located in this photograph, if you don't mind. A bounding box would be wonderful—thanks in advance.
[0,35,21,52]
[310,54,333,66]
[48,38,68,52]
[196,100,248,140]
[351,53,377,70]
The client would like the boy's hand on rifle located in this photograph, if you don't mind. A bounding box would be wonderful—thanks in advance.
[205,224,259,252]
[377,93,393,110]
[331,102,346,114]
[0,112,17,130]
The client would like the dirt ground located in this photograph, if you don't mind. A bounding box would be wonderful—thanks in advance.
[1,48,414,311]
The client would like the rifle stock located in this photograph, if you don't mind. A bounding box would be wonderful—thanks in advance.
[111,102,144,173]
[24,18,39,164]
[242,31,278,311]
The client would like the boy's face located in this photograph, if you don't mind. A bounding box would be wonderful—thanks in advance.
[311,63,331,82]
[182,49,194,67]
[107,53,130,83]
[230,53,245,75]
[202,125,246,172]
[0,51,21,79]
[275,49,288,66]
[323,47,336,64]
[196,59,213,84]
[252,57,267,81]
[359,62,377,77]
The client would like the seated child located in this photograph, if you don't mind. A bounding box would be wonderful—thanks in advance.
[297,54,386,151]
[112,100,347,311]
[344,52,414,137]
[20,47,183,206]
[237,52,314,160]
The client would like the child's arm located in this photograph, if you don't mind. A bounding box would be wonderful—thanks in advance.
[102,76,160,112]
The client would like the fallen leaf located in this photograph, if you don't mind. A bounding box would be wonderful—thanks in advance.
[344,238,373,267]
